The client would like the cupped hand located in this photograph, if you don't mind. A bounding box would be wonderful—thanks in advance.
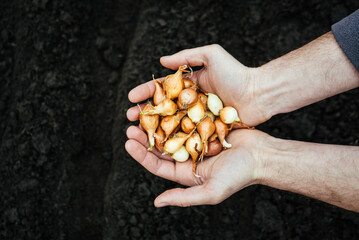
[127,44,270,126]
[125,126,269,207]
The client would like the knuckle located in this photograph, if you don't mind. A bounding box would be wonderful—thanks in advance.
[209,195,222,205]
[210,44,223,52]
[204,44,224,60]
[178,201,189,207]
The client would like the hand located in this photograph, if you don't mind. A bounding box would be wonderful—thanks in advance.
[125,125,268,207]
[127,44,270,126]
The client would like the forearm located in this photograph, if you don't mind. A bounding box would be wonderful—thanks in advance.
[256,31,359,118]
[258,137,359,212]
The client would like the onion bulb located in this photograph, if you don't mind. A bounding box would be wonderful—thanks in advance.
[214,118,231,148]
[198,93,208,109]
[206,111,215,122]
[142,98,177,116]
[160,111,186,141]
[185,133,203,176]
[172,124,181,136]
[139,105,159,150]
[187,100,205,123]
[197,116,215,159]
[172,145,189,162]
[154,126,165,152]
[219,106,239,124]
[163,65,188,99]
[177,88,198,109]
[164,131,194,154]
[219,106,253,129]
[205,139,222,156]
[184,79,197,89]
[208,133,218,142]
[153,79,166,106]
[181,116,195,133]
[207,93,223,116]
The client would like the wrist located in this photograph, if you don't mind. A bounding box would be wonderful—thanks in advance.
[247,67,279,123]
[252,133,286,185]
[251,32,359,122]
[251,62,303,119]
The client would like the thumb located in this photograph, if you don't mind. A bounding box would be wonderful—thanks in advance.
[160,45,219,70]
[154,184,222,207]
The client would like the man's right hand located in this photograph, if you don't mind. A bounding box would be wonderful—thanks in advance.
[127,44,272,127]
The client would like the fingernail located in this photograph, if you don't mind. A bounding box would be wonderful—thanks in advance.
[156,202,169,208]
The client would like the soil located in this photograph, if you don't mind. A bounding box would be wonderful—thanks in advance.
[1,0,359,239]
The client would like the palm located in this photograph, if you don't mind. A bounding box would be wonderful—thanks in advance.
[198,130,259,189]
[125,125,262,206]
[184,129,258,189]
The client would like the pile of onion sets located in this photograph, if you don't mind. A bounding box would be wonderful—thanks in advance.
[139,65,253,177]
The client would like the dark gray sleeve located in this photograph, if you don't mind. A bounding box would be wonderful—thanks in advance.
[331,9,359,71]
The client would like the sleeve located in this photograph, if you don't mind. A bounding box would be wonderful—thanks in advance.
[331,9,359,71]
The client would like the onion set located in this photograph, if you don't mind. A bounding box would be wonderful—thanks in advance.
[153,79,166,106]
[154,126,165,152]
[187,100,206,123]
[181,116,195,133]
[172,146,189,162]
[142,98,177,116]
[197,116,216,160]
[163,65,188,99]
[160,111,186,141]
[207,93,223,116]
[206,139,223,156]
[139,105,159,150]
[164,131,194,154]
[215,118,233,149]
[177,88,198,110]
[184,79,197,89]
[219,106,254,130]
[185,133,203,176]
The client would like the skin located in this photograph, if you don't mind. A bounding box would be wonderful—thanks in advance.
[126,32,359,211]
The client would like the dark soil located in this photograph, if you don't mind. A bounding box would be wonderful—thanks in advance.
[1,0,359,239]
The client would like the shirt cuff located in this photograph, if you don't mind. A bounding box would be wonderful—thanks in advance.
[331,10,359,71]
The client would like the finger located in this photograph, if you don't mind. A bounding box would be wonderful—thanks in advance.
[128,77,164,103]
[154,183,222,207]
[126,125,172,161]
[160,45,218,70]
[125,139,194,185]
[128,81,155,103]
[126,103,147,121]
